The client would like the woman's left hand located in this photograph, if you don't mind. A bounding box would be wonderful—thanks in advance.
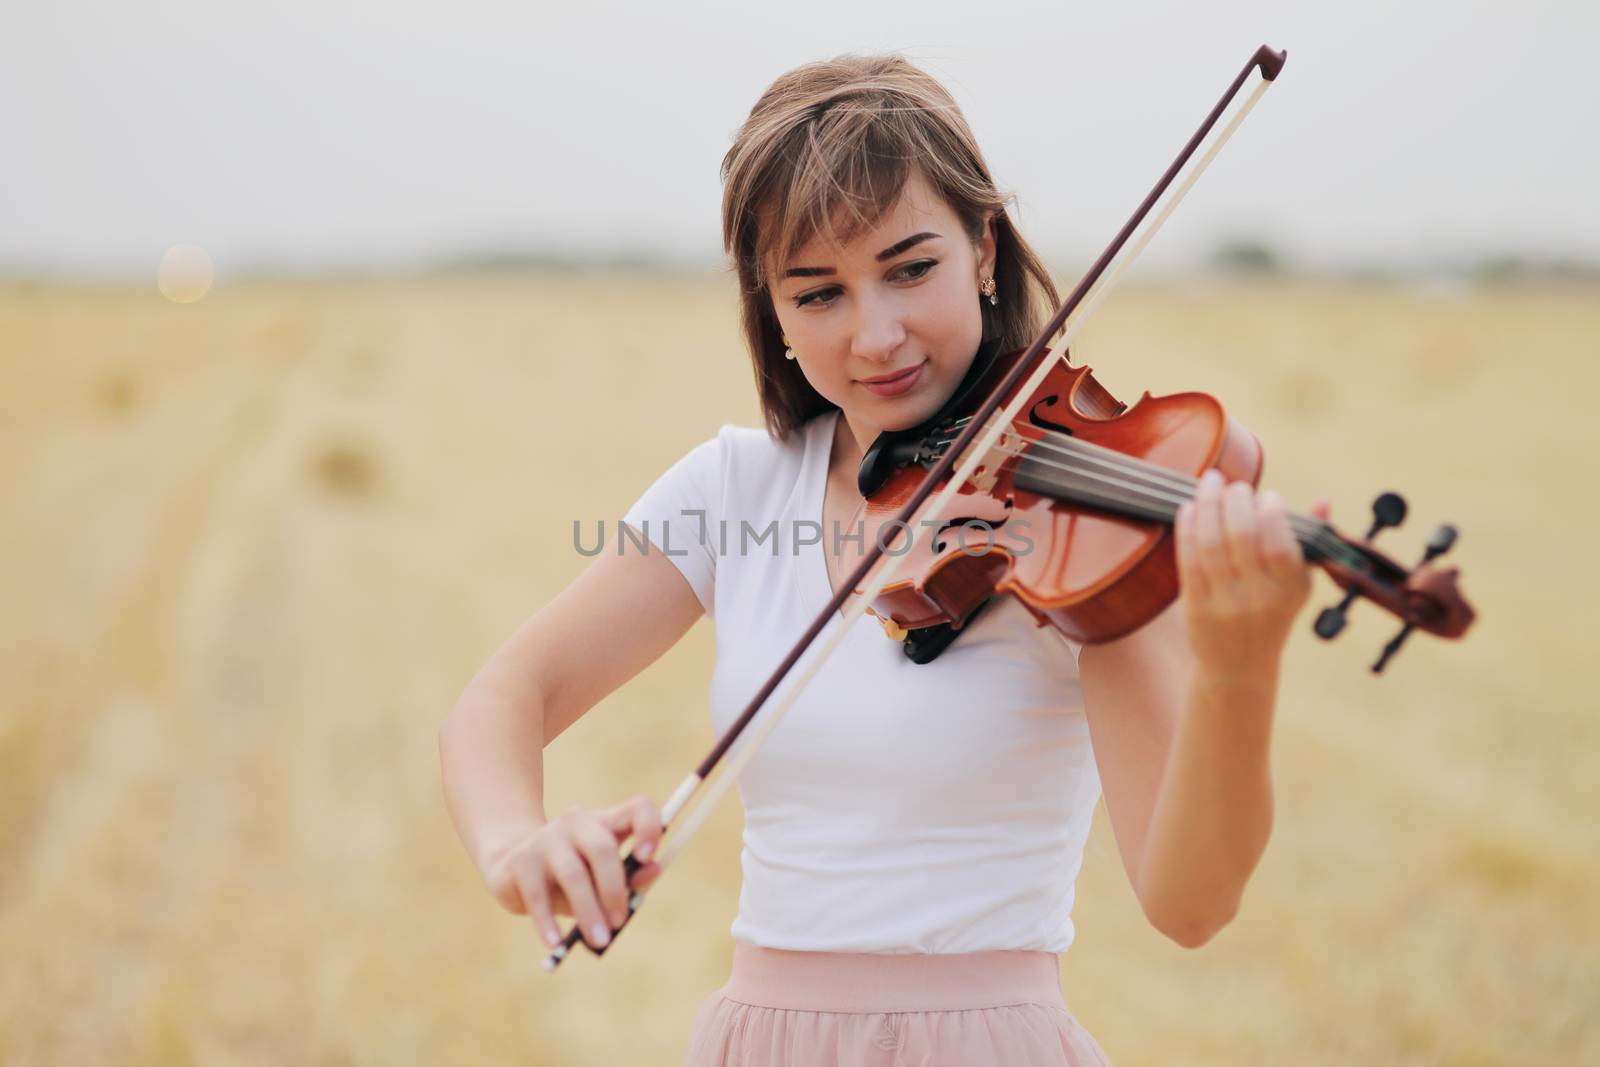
[1174,468,1331,679]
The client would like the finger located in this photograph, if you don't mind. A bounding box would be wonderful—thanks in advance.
[1220,480,1259,575]
[510,855,563,948]
[1174,497,1210,599]
[622,796,664,864]
[545,837,611,950]
[599,796,664,868]
[1256,489,1301,577]
[596,801,633,838]
[630,861,663,893]
[572,818,632,931]
[1193,470,1232,583]
[1310,496,1332,522]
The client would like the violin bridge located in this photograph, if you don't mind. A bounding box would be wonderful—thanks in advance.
[958,411,1014,494]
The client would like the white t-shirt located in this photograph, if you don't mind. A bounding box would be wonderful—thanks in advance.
[622,409,1101,954]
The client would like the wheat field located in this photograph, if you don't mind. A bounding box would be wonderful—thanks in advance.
[0,272,1594,1066]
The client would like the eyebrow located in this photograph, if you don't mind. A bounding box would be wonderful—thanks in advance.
[781,231,943,279]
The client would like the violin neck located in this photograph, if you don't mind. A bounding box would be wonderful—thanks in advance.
[1011,437,1334,562]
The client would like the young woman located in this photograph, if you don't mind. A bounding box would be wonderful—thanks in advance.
[440,54,1328,1066]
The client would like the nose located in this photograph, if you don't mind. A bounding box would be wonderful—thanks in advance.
[849,291,906,364]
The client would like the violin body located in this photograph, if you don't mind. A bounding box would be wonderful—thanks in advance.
[858,344,1262,644]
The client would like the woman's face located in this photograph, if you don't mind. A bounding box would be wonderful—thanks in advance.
[770,170,996,449]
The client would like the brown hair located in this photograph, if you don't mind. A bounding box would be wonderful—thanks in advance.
[721,53,1061,441]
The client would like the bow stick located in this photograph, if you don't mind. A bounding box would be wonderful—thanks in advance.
[544,43,1288,971]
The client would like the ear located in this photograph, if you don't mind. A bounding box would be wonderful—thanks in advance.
[975,214,998,281]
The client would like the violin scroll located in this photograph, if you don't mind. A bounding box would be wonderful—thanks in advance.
[1310,492,1475,672]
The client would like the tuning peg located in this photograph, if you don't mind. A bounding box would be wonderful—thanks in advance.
[1315,492,1410,642]
[1371,624,1411,673]
[1421,522,1457,563]
[1365,491,1407,540]
[1370,522,1462,673]
[1314,600,1352,639]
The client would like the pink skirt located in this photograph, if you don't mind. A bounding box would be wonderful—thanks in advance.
[682,943,1111,1066]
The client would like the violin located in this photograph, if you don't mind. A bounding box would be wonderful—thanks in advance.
[542,43,1476,971]
[851,338,1475,671]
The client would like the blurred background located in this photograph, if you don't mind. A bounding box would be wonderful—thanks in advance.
[2,1,1595,1064]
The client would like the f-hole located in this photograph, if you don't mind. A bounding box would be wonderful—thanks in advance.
[932,497,1014,553]
[1028,394,1076,436]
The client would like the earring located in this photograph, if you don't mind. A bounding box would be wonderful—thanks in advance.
[782,333,795,360]
[980,277,998,306]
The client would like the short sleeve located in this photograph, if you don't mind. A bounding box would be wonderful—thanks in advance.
[621,428,727,619]
[1044,624,1084,669]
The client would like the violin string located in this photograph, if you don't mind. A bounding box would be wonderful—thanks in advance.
[939,428,1346,559]
[934,414,1268,514]
[999,426,1258,512]
[1009,439,1344,559]
[933,415,1343,555]
[975,439,1345,560]
[1016,431,1347,558]
[939,414,1192,493]
[1024,430,1199,494]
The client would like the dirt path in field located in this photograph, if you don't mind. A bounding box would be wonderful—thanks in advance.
[0,316,348,1058]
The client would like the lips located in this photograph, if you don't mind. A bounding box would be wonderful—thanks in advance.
[859,365,920,385]
[857,361,924,398]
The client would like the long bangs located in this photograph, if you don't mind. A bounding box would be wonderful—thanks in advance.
[755,109,926,286]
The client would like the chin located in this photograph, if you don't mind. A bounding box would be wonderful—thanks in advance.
[894,372,958,423]
[869,398,942,435]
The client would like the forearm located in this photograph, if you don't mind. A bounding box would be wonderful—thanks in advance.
[1134,659,1279,945]
[438,665,552,876]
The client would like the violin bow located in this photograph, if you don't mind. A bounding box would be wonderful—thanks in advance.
[544,44,1289,971]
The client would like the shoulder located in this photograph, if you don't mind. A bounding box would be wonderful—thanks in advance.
[670,420,800,466]
[721,415,818,457]
[711,416,821,485]
[634,418,814,515]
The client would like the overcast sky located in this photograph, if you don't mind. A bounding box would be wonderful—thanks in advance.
[2,0,1595,280]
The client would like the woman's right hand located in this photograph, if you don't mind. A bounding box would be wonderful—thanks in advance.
[481,796,664,950]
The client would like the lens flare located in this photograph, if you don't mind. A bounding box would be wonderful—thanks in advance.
[158,245,214,303]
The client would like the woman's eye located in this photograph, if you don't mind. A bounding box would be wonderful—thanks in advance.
[794,286,839,308]
[793,261,934,307]
[896,259,937,281]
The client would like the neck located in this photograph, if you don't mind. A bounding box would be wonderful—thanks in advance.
[831,410,872,483]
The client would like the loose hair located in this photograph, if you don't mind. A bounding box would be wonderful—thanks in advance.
[721,54,1061,440]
